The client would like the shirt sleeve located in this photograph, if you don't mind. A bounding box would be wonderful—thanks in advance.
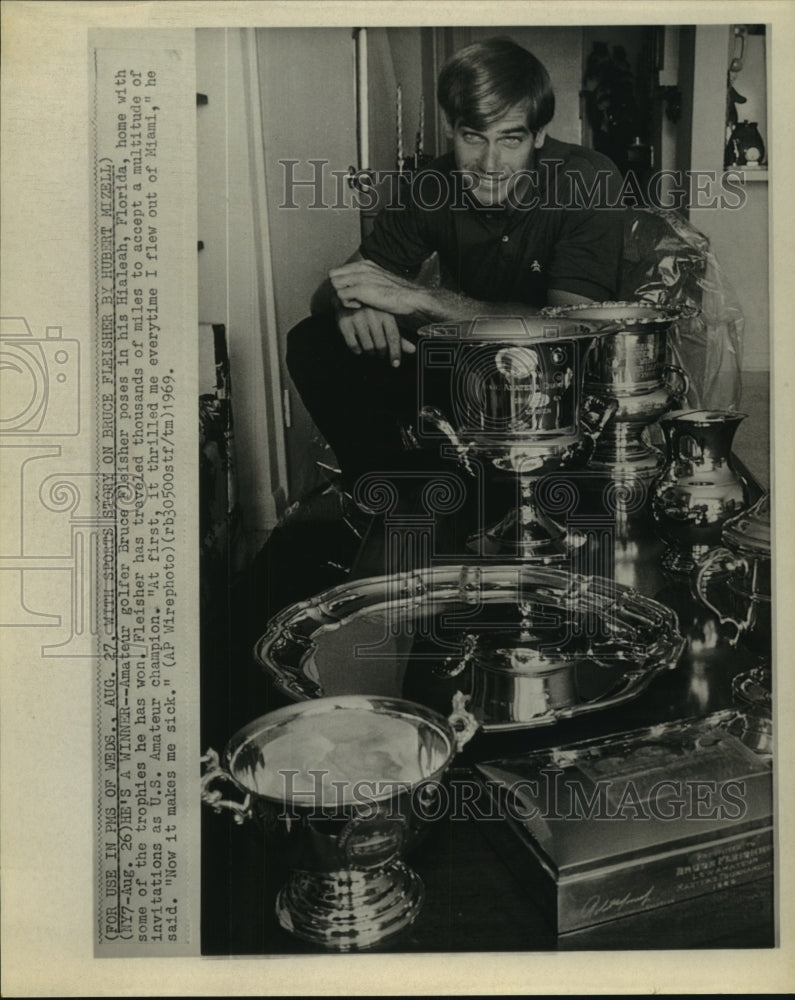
[545,160,624,302]
[359,177,435,278]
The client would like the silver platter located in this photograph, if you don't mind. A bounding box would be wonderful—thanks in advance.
[254,565,685,733]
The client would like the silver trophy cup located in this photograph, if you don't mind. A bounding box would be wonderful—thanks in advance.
[417,316,615,559]
[201,694,477,951]
[541,301,692,483]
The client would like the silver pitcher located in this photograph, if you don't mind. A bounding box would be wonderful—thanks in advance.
[651,409,750,573]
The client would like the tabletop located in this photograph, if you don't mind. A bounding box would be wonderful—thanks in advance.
[199,457,773,956]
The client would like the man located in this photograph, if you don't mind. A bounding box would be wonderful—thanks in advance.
[287,36,624,489]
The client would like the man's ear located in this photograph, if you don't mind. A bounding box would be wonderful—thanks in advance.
[443,117,454,140]
[534,126,547,148]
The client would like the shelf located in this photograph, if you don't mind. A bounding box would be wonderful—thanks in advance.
[724,168,769,183]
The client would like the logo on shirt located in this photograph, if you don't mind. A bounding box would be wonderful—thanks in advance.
[530,260,542,273]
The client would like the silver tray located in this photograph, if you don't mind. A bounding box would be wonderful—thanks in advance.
[254,564,685,734]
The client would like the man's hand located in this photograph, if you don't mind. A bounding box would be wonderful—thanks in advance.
[335,302,416,367]
[330,260,425,317]
[330,261,421,365]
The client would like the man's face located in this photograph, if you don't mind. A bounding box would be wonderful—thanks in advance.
[450,104,546,207]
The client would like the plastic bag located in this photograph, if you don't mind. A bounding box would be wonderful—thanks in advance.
[618,206,744,409]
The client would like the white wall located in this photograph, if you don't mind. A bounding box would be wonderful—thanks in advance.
[196,28,288,544]
[197,28,363,522]
[365,28,426,174]
[688,25,770,372]
[256,27,361,500]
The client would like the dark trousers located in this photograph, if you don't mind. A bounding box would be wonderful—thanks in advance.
[286,314,420,488]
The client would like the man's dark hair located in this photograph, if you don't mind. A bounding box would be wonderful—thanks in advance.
[437,36,555,133]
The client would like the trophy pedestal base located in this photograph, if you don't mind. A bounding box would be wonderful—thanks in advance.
[467,503,570,561]
[590,432,665,484]
[275,862,425,951]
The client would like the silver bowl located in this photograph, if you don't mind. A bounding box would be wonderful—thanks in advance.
[201,694,476,951]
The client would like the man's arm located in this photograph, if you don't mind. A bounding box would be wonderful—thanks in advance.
[546,288,599,308]
[329,259,597,324]
[310,251,416,366]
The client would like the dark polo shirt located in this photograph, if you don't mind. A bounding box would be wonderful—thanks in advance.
[360,137,624,308]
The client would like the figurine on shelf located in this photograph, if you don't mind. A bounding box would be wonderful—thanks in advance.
[726,68,747,128]
[730,120,766,168]
[725,67,747,167]
[724,65,766,168]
